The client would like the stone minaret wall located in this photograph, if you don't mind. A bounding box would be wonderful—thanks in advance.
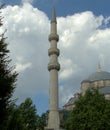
[47,7,60,130]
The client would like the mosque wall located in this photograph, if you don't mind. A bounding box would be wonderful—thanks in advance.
[105,80,110,86]
[81,82,90,95]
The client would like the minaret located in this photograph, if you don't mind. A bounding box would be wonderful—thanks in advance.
[47,6,60,130]
[98,63,102,72]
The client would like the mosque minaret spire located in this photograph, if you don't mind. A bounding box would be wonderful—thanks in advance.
[98,63,102,72]
[47,6,60,130]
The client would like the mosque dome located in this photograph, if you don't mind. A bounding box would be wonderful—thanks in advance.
[81,64,110,98]
[88,71,110,81]
[82,64,110,82]
[64,65,110,111]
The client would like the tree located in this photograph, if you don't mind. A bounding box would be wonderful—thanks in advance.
[65,89,110,130]
[60,110,71,128]
[36,113,47,130]
[18,98,38,130]
[7,98,38,130]
[7,102,25,130]
[0,8,18,128]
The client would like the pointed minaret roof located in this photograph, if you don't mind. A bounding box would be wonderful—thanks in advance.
[51,6,56,23]
[98,63,102,72]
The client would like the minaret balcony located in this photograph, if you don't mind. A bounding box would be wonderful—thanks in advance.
[48,33,59,42]
[48,62,60,71]
[48,48,60,56]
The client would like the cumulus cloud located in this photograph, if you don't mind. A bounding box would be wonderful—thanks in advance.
[58,11,110,106]
[1,4,110,111]
[15,57,32,72]
[1,3,49,103]
[59,58,79,80]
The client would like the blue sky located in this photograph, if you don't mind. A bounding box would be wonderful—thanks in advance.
[3,0,110,17]
[1,0,110,115]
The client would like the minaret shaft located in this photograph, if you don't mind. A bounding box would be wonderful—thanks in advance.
[47,7,60,130]
[50,70,59,110]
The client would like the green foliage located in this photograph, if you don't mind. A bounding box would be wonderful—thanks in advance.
[19,98,38,130]
[60,110,71,128]
[0,9,18,128]
[7,98,47,130]
[65,89,110,130]
[7,98,39,130]
[36,113,47,130]
[7,102,25,130]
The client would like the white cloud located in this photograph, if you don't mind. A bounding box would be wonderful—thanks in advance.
[88,29,110,46]
[1,3,49,103]
[15,57,32,72]
[1,4,110,111]
[60,68,74,80]
[59,58,79,80]
[16,63,31,72]
[59,85,74,107]
[104,16,110,25]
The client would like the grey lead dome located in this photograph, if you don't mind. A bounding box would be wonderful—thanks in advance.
[88,71,110,81]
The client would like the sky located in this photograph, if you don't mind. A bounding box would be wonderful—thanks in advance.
[0,0,110,115]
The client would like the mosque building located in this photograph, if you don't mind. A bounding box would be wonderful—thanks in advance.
[64,64,110,110]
